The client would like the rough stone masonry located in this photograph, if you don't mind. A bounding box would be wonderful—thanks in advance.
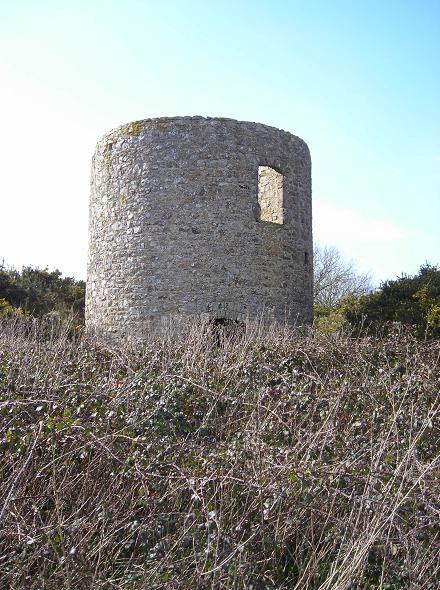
[86,116,313,338]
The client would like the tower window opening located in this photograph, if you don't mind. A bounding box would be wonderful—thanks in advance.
[258,166,284,224]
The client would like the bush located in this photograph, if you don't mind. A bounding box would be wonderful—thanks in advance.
[0,264,85,324]
[0,298,13,317]
[346,264,440,338]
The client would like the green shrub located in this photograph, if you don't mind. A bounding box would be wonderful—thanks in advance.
[0,298,13,317]
[346,264,440,337]
[0,264,85,324]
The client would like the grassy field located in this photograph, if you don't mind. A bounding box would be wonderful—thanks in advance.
[0,317,438,589]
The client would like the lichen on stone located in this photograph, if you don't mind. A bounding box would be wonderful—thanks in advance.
[102,142,113,163]
[119,120,146,136]
[147,118,169,133]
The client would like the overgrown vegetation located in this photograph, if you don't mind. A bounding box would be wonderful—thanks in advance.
[0,264,85,324]
[0,317,438,589]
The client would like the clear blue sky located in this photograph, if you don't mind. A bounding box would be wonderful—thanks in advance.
[1,0,439,284]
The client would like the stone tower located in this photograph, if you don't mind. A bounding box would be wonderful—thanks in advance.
[86,116,312,338]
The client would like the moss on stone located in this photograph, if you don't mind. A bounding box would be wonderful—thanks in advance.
[148,118,169,132]
[118,118,170,136]
[119,120,146,136]
[102,142,113,163]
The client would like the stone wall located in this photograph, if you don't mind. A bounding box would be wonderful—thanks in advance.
[86,116,312,339]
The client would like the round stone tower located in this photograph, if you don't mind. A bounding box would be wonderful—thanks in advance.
[86,116,312,338]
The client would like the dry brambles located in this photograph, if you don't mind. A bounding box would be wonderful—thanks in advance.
[0,317,439,589]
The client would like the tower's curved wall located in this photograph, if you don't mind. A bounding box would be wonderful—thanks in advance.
[86,116,312,338]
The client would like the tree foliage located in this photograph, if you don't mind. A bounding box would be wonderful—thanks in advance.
[0,263,85,323]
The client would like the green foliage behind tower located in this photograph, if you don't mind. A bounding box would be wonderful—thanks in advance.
[0,264,85,323]
[346,264,440,337]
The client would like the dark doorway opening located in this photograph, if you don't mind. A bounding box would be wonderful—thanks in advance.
[211,318,245,346]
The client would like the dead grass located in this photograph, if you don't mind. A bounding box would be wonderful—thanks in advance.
[0,317,438,589]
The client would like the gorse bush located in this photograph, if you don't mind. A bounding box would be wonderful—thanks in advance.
[315,264,440,338]
[0,317,438,589]
[346,264,440,338]
[0,264,85,324]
